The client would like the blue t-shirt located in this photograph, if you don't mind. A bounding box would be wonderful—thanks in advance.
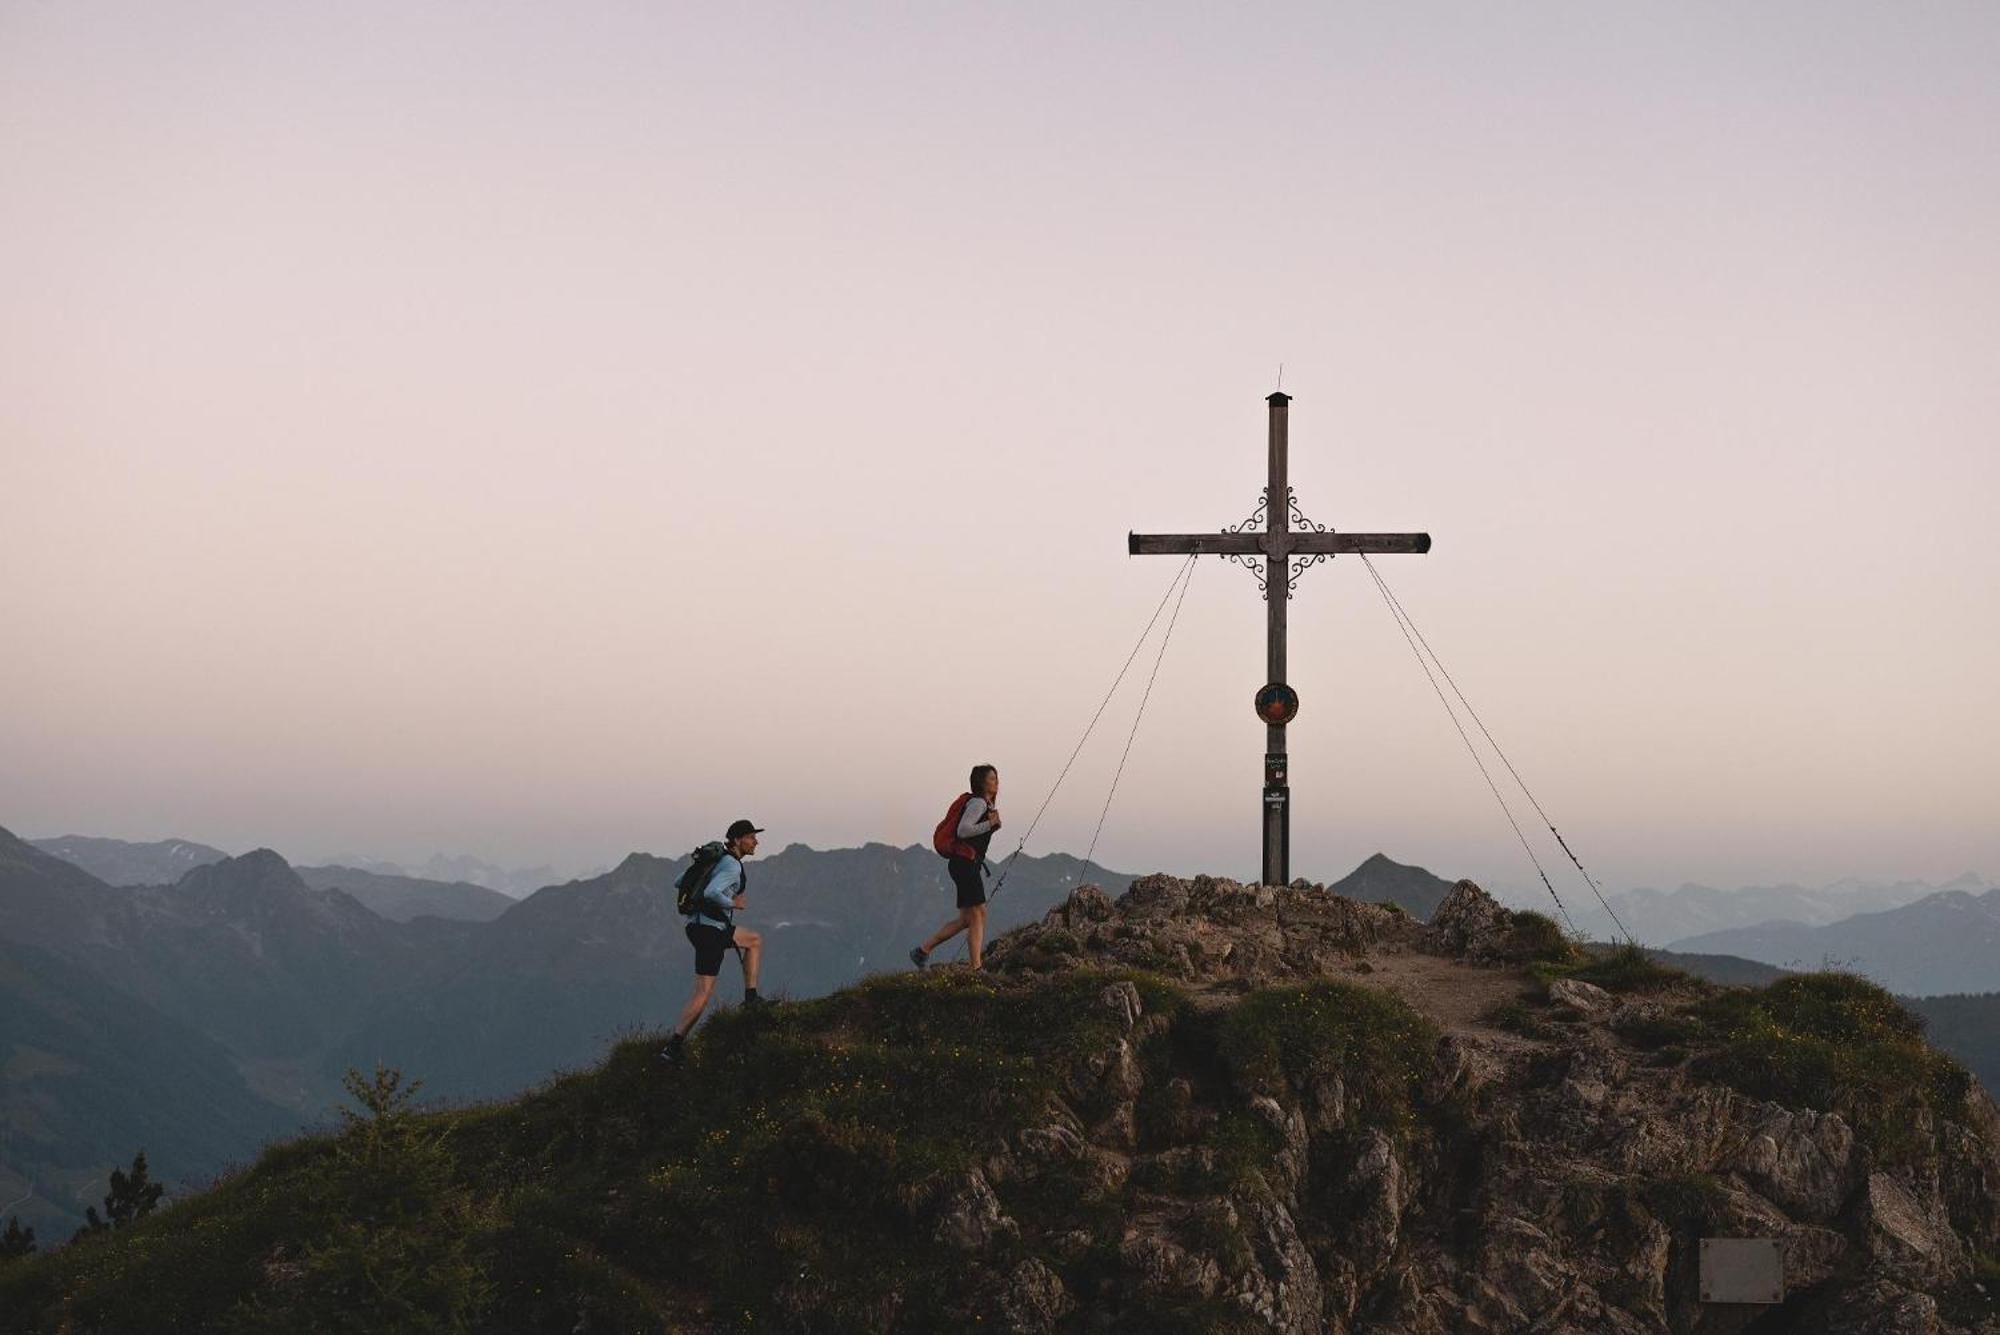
[687,853,744,929]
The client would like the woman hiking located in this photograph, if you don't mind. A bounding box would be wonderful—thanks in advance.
[911,764,1002,970]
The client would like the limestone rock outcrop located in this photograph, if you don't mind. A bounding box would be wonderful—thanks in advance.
[964,874,2000,1333]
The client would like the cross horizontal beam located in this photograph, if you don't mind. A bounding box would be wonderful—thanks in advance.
[1127,531,1432,557]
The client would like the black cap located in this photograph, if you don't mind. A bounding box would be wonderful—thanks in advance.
[726,819,765,841]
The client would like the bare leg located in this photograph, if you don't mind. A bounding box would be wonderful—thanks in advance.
[967,904,989,969]
[673,976,717,1037]
[734,927,763,990]
[922,910,970,954]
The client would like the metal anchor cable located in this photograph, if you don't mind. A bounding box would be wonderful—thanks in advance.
[1085,552,1199,869]
[1357,554,1580,937]
[1359,554,1634,944]
[944,552,1197,960]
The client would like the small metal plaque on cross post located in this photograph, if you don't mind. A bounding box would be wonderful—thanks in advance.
[1699,1237,1784,1305]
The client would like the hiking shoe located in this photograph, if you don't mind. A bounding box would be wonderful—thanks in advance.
[741,994,767,1012]
[658,1038,686,1068]
[909,947,929,970]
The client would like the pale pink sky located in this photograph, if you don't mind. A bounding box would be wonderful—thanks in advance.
[3,3,1996,895]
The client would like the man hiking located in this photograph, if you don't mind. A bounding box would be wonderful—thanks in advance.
[911,764,1001,971]
[660,818,765,1068]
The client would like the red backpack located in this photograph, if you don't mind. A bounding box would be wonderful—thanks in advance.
[932,793,979,861]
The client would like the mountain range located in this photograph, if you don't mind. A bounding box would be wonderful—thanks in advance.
[316,850,563,898]
[0,825,1141,1237]
[1554,871,1992,945]
[25,835,230,887]
[291,864,515,922]
[1669,886,2000,996]
[27,835,563,904]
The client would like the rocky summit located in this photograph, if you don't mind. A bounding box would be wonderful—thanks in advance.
[5,874,1998,1334]
[988,876,2000,1333]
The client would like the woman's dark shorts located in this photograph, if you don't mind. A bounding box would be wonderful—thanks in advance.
[686,922,737,977]
[948,857,986,909]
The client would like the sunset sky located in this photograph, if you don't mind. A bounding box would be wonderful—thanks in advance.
[4,3,1995,897]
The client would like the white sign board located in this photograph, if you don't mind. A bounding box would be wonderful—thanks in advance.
[1699,1237,1784,1305]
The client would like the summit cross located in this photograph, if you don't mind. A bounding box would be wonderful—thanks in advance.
[1127,392,1432,886]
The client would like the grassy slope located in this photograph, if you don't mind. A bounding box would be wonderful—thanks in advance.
[2,943,1981,1333]
[0,966,1446,1334]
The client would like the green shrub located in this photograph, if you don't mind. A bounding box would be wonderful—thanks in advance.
[1504,911,1578,965]
[222,1066,494,1333]
[1218,981,1439,1141]
[1690,972,1972,1161]
[1545,942,1688,994]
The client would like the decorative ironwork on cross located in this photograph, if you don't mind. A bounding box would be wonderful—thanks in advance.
[1127,392,1433,886]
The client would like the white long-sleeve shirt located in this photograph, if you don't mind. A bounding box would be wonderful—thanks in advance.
[957,797,998,839]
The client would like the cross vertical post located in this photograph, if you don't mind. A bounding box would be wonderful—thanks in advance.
[1126,391,1433,886]
[1263,393,1291,885]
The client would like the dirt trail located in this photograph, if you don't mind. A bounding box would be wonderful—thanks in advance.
[1340,945,1553,1081]
[1176,941,1548,1067]
[1342,946,1534,1035]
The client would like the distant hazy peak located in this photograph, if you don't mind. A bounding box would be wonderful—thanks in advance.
[609,851,677,879]
[175,848,305,895]
[27,833,230,886]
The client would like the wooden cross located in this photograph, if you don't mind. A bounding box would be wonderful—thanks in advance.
[1127,392,1432,886]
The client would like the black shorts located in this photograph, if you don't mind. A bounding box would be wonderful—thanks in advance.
[948,857,986,909]
[686,922,737,977]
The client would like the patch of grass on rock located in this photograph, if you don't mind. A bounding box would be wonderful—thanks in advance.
[1218,981,1440,1141]
[1503,910,1579,965]
[1689,971,1972,1162]
[1538,942,1689,995]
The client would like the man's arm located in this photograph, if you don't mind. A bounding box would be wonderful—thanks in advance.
[957,798,999,838]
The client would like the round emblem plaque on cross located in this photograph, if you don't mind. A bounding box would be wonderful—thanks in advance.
[1254,682,1299,726]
